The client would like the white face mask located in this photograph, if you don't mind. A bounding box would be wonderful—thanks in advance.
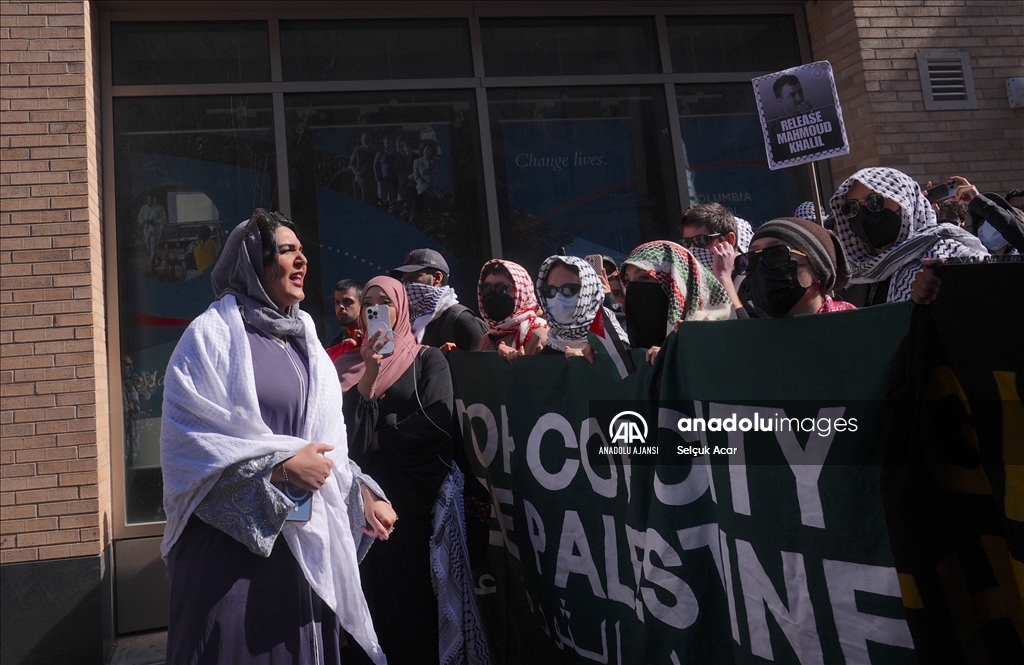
[545,293,580,325]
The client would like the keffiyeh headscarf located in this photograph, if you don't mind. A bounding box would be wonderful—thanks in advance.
[210,210,307,357]
[477,259,547,349]
[793,201,823,222]
[535,255,627,352]
[829,167,988,301]
[689,217,754,273]
[621,241,732,329]
[406,282,459,343]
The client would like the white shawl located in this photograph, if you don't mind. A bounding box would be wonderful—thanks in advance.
[160,295,386,664]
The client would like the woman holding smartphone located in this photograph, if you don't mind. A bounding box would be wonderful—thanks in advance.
[340,276,461,664]
[161,209,395,665]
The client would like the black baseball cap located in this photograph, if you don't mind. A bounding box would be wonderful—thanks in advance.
[390,248,450,277]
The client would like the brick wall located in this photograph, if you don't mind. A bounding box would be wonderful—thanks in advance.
[807,0,1024,194]
[0,0,110,565]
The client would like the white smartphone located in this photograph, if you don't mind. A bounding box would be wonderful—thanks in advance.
[365,304,395,356]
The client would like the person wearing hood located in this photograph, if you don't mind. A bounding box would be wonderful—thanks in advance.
[829,167,988,306]
[534,255,629,360]
[390,248,487,353]
[475,259,548,361]
[619,240,732,363]
[722,217,856,317]
[793,200,826,223]
[161,209,395,665]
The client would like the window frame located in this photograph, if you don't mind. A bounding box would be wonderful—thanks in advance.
[100,1,814,539]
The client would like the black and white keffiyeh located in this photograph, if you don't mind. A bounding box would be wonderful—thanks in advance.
[406,282,459,342]
[689,217,754,273]
[431,466,492,665]
[794,201,823,222]
[535,255,626,352]
[829,167,988,302]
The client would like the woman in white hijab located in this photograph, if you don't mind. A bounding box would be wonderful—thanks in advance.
[161,209,395,665]
[829,167,987,305]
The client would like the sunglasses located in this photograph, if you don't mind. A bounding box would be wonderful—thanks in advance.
[538,283,582,299]
[680,233,724,249]
[734,245,809,275]
[840,193,887,218]
[478,282,514,297]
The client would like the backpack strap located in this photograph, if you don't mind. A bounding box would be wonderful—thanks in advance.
[439,303,471,343]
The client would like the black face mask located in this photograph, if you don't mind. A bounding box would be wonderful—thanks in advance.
[738,259,807,318]
[624,281,669,348]
[848,208,902,249]
[481,292,516,322]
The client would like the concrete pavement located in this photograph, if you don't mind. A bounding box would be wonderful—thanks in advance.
[107,631,166,665]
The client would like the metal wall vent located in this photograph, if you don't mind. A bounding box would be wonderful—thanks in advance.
[917,51,979,111]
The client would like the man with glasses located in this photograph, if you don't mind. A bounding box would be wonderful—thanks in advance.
[390,248,487,353]
[679,202,754,290]
[679,203,738,253]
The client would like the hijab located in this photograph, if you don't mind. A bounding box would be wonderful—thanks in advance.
[830,167,987,301]
[621,240,732,333]
[358,276,423,395]
[333,343,365,393]
[535,255,627,352]
[477,259,547,350]
[210,211,308,357]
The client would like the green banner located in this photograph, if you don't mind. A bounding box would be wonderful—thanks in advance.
[450,302,915,664]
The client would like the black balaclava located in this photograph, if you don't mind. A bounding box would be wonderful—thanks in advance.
[624,281,669,348]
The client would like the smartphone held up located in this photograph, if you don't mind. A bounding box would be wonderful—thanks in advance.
[924,180,958,204]
[365,304,396,356]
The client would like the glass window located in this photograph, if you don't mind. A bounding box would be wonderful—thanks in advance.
[488,86,679,273]
[676,84,814,226]
[285,90,488,343]
[480,18,660,77]
[111,22,270,86]
[113,95,278,523]
[280,20,473,81]
[666,15,801,74]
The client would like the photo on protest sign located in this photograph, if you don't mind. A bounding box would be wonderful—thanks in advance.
[752,61,850,170]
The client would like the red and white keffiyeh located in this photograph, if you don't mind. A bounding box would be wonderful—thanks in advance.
[477,259,547,350]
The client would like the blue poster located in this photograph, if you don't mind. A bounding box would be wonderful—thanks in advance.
[502,119,641,262]
[678,114,807,225]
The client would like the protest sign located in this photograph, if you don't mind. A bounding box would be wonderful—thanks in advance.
[752,61,850,170]
[451,302,916,664]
